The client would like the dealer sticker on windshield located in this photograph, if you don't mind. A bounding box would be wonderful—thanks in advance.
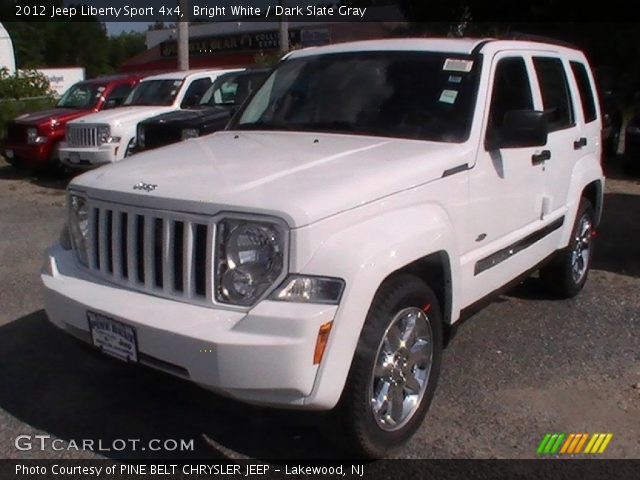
[439,89,459,104]
[443,58,474,73]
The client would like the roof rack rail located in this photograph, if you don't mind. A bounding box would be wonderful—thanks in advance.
[497,32,578,49]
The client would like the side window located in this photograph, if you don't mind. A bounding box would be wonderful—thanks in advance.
[486,57,533,140]
[533,57,575,131]
[181,78,213,108]
[104,84,133,108]
[570,61,597,123]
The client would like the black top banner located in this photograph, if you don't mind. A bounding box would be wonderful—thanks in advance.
[1,0,640,22]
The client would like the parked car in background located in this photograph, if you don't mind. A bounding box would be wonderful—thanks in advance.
[594,67,623,157]
[136,68,268,152]
[624,100,640,174]
[43,38,604,457]
[59,69,241,169]
[2,74,141,170]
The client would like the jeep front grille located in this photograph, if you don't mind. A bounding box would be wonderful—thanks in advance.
[86,201,215,305]
[67,125,99,147]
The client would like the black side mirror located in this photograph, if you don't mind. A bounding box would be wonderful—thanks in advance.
[487,110,548,150]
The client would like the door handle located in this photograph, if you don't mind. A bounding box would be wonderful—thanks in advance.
[573,137,587,149]
[532,150,551,165]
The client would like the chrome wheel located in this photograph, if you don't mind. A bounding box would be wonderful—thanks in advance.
[369,307,433,431]
[571,214,592,284]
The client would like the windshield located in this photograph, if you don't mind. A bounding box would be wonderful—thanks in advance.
[57,82,104,109]
[200,71,268,107]
[232,52,481,142]
[123,79,183,106]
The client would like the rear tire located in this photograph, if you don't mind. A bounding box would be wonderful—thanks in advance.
[334,274,443,458]
[540,199,595,298]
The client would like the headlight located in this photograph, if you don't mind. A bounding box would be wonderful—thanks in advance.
[627,126,640,135]
[216,218,287,306]
[26,127,46,145]
[68,192,89,265]
[96,125,119,145]
[137,126,145,147]
[270,275,345,304]
[181,128,200,140]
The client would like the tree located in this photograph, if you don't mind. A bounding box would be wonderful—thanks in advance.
[107,31,146,72]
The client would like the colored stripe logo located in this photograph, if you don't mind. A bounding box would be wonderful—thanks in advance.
[537,433,613,454]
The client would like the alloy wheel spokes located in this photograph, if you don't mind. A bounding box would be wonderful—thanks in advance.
[370,307,434,431]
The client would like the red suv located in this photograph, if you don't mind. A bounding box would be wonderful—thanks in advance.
[3,74,142,169]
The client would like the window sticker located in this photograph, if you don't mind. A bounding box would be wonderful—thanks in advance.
[439,89,459,104]
[443,58,474,73]
[174,80,182,86]
[448,75,462,84]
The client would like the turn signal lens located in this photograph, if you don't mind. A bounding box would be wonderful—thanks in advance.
[313,321,333,365]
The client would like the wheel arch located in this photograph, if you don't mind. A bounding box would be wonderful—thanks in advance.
[299,202,461,409]
[581,179,604,227]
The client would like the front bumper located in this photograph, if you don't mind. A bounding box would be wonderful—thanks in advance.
[42,245,338,408]
[3,142,51,164]
[59,142,118,169]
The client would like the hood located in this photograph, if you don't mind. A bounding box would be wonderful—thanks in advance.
[14,107,91,126]
[140,106,231,128]
[71,106,176,128]
[73,131,467,228]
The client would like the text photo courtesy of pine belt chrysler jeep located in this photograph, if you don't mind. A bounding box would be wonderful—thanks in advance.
[42,39,604,457]
[2,74,141,170]
[58,69,242,169]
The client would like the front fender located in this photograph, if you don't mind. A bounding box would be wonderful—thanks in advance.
[295,203,459,409]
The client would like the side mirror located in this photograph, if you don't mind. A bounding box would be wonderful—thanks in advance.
[486,110,548,150]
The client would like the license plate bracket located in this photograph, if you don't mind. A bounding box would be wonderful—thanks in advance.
[87,311,139,363]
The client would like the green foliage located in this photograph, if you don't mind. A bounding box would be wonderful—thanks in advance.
[0,97,57,139]
[0,68,56,137]
[0,68,54,100]
[107,31,147,73]
[4,21,147,77]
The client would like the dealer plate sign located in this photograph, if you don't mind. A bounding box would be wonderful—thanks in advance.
[88,311,138,362]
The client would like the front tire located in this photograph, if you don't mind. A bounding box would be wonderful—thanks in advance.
[540,198,595,298]
[335,274,443,458]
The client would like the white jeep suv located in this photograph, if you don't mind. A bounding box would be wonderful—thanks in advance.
[43,38,604,457]
[58,69,241,168]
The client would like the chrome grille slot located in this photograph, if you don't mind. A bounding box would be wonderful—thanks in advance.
[67,125,99,147]
[86,202,215,305]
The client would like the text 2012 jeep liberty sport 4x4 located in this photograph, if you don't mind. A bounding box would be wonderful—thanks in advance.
[42,39,604,457]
